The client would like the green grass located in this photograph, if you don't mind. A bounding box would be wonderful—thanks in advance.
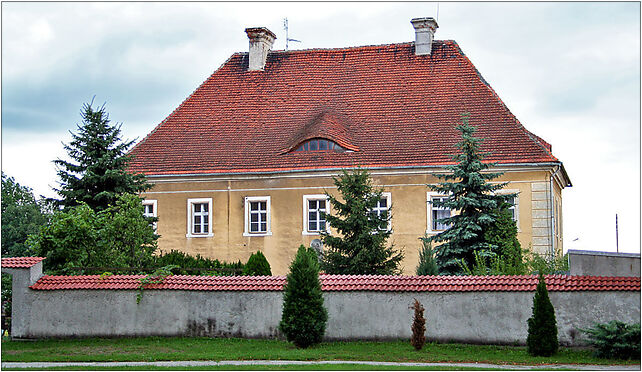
[1,365,502,371]
[1,337,638,366]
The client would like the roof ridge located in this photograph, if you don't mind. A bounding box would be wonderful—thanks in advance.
[262,40,449,55]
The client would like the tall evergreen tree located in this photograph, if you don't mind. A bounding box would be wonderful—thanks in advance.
[54,102,149,211]
[484,201,525,274]
[527,273,559,356]
[321,169,403,275]
[428,113,514,274]
[1,173,49,257]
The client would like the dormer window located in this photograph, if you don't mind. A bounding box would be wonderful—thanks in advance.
[295,138,346,152]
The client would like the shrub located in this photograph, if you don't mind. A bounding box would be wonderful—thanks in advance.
[527,273,558,356]
[410,299,426,350]
[243,251,272,276]
[416,237,438,276]
[580,321,641,360]
[155,250,244,276]
[279,245,328,348]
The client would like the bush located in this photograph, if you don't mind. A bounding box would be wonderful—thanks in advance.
[410,299,426,350]
[155,250,244,276]
[279,245,328,348]
[527,273,558,356]
[243,251,272,276]
[581,321,641,360]
[416,237,438,276]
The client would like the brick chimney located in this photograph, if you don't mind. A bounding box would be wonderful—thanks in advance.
[410,17,438,56]
[245,27,277,71]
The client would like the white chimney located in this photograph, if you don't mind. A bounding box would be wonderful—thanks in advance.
[245,27,277,71]
[411,17,438,56]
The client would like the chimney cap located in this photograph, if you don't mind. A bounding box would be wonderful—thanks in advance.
[411,17,439,31]
[245,27,277,41]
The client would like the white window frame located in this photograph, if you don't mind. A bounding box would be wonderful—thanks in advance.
[142,199,157,231]
[302,194,330,235]
[496,190,520,232]
[244,196,272,237]
[186,198,213,238]
[426,192,452,235]
[370,192,392,232]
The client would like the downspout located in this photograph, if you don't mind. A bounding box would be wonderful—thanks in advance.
[549,165,561,259]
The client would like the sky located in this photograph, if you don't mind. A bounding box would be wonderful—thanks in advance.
[1,2,640,254]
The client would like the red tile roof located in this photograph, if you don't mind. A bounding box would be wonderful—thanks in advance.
[29,274,639,292]
[2,257,45,268]
[128,41,559,176]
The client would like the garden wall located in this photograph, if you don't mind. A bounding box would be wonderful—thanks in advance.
[3,258,640,346]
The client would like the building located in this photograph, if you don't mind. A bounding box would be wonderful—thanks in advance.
[128,18,572,275]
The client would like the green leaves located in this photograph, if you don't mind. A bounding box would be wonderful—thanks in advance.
[526,274,559,356]
[580,321,640,360]
[243,251,272,276]
[54,102,150,212]
[279,245,328,348]
[321,168,403,275]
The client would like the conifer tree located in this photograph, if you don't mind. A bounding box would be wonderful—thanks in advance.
[410,299,427,351]
[55,101,149,211]
[279,245,328,348]
[321,169,403,275]
[428,114,514,274]
[243,251,272,276]
[416,237,439,276]
[484,201,525,274]
[527,273,559,356]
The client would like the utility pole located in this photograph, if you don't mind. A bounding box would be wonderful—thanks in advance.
[615,213,620,253]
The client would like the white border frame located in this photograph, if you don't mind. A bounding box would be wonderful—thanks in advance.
[302,194,330,235]
[186,198,213,238]
[142,199,158,231]
[373,192,393,232]
[495,189,520,232]
[244,196,272,237]
[426,192,451,235]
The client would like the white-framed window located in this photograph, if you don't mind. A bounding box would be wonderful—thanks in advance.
[244,196,272,236]
[303,195,330,235]
[186,198,213,238]
[370,192,392,231]
[142,199,157,231]
[426,192,451,234]
[497,190,520,231]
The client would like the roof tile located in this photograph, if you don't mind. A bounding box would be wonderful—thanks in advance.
[2,257,45,268]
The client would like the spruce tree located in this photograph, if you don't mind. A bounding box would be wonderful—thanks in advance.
[428,113,514,274]
[321,168,403,275]
[416,237,439,276]
[484,201,525,274]
[279,245,328,348]
[55,102,149,211]
[527,273,559,356]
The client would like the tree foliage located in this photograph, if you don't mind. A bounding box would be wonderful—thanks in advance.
[1,173,49,257]
[54,102,149,211]
[155,250,244,276]
[29,194,157,274]
[484,202,524,272]
[416,237,439,276]
[580,321,640,360]
[243,251,272,276]
[527,274,559,356]
[428,114,514,274]
[321,169,403,275]
[410,299,427,351]
[279,245,328,348]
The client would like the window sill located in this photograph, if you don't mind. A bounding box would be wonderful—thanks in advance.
[243,232,273,237]
[186,233,214,238]
[302,231,329,236]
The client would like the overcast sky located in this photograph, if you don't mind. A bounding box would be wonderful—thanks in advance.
[2,2,640,254]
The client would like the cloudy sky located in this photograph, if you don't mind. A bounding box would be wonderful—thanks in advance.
[2,2,640,254]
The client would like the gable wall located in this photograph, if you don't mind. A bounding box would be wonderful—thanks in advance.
[143,167,561,275]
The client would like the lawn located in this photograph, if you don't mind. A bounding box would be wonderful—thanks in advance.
[1,337,638,366]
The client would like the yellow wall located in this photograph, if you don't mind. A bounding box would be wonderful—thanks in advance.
[143,168,562,275]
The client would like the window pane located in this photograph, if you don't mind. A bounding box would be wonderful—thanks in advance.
[309,211,317,221]
[319,221,326,230]
[304,142,309,150]
[379,198,387,208]
[250,222,259,232]
[194,215,201,224]
[319,200,325,209]
[310,140,318,151]
[260,212,267,222]
[250,202,258,211]
[203,222,209,231]
[250,213,258,222]
[202,203,208,212]
[319,140,328,150]
[260,222,267,232]
[194,225,201,234]
[309,221,317,231]
[194,204,201,213]
[260,201,267,211]
[309,200,316,209]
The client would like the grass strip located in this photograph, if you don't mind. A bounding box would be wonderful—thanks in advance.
[1,337,638,366]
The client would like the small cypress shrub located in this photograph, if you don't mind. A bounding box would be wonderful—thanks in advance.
[416,237,438,276]
[243,251,272,276]
[279,245,328,348]
[580,321,640,360]
[527,273,559,356]
[410,299,426,351]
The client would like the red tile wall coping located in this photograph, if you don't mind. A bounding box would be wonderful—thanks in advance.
[2,257,45,268]
[29,274,640,292]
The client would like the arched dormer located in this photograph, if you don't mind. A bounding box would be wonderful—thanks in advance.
[295,138,347,152]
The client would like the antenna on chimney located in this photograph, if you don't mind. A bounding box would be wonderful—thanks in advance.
[283,18,301,51]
